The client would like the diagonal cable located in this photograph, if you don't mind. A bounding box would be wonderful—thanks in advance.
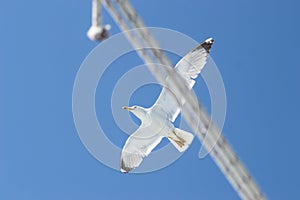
[99,0,266,199]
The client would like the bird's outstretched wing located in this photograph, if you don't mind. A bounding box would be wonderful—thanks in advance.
[152,38,214,122]
[120,126,164,173]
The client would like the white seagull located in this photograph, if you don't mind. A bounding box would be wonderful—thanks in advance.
[121,38,214,173]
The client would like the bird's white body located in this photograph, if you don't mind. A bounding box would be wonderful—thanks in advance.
[120,38,214,173]
[146,105,173,134]
[121,105,194,173]
[137,106,174,139]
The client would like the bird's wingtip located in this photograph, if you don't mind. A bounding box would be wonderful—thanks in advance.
[120,159,132,173]
[120,168,129,173]
[201,37,214,53]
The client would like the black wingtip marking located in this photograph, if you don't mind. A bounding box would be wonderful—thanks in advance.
[120,159,132,173]
[191,38,214,54]
[200,38,214,53]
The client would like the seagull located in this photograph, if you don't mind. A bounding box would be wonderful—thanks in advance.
[121,38,214,173]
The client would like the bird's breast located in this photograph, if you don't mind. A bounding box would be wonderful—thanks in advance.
[144,109,173,135]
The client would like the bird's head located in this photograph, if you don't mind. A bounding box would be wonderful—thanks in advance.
[122,105,147,120]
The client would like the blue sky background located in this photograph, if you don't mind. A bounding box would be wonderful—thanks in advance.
[1,0,300,199]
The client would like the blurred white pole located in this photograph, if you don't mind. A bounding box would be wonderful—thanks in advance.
[99,0,266,199]
[92,0,102,27]
[87,0,110,41]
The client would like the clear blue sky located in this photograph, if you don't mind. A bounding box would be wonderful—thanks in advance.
[1,0,300,199]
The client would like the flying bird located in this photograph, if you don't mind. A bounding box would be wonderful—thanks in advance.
[121,38,214,173]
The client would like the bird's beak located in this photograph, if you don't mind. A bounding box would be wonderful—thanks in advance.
[122,106,134,111]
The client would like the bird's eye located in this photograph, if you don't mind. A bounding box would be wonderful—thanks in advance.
[134,106,137,109]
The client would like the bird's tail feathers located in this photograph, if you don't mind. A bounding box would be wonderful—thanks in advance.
[167,128,194,152]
